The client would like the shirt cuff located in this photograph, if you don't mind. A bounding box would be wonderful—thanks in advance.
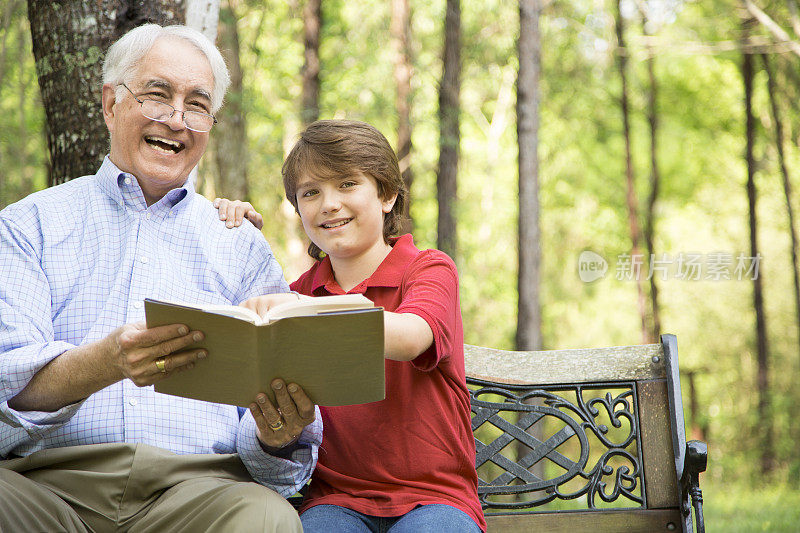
[258,435,307,459]
[0,398,84,439]
[1,341,75,396]
[0,341,80,434]
[236,407,322,496]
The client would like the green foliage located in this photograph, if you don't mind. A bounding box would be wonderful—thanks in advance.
[2,0,800,485]
[0,1,46,208]
[704,479,800,532]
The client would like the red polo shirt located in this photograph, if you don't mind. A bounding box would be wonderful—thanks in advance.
[292,234,485,530]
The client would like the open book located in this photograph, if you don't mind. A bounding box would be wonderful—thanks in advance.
[182,294,374,325]
[144,294,385,407]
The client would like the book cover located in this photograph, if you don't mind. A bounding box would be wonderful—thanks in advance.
[144,296,385,407]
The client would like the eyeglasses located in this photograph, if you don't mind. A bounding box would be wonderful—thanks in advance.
[119,83,217,133]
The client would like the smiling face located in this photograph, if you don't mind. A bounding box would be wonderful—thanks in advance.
[296,172,397,269]
[102,37,214,205]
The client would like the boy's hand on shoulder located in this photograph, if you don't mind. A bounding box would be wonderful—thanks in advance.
[240,293,302,318]
[213,197,264,230]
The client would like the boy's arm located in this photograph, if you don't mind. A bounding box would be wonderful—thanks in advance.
[383,312,434,361]
[391,250,461,371]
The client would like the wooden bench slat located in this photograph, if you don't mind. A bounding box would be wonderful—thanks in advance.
[485,508,683,533]
[464,343,666,385]
[638,379,680,508]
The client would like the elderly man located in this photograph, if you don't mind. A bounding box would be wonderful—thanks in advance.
[0,24,320,532]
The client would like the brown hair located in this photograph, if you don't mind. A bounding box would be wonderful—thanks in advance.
[282,120,408,261]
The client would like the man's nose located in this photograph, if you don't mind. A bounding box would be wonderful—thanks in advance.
[165,109,186,131]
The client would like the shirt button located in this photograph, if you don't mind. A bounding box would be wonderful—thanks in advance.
[133,301,143,309]
[129,398,138,406]
[123,177,132,185]
[141,256,149,264]
[146,213,152,220]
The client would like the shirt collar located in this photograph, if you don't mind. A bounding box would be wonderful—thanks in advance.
[310,234,419,294]
[95,155,195,214]
[95,156,127,208]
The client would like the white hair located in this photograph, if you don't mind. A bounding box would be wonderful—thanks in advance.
[102,24,230,113]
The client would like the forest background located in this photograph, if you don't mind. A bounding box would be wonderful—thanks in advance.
[2,0,800,529]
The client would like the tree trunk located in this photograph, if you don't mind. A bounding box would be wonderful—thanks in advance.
[186,0,219,42]
[762,53,800,367]
[27,0,186,186]
[614,0,651,344]
[212,0,248,201]
[302,0,321,127]
[685,370,708,441]
[642,11,661,340]
[391,0,414,234]
[516,0,542,353]
[744,0,800,59]
[437,0,461,259]
[743,23,773,474]
[516,0,544,487]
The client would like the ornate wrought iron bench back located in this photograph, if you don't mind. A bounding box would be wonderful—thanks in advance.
[464,334,706,533]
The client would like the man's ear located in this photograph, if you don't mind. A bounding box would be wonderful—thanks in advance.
[101,84,117,133]
[382,192,398,214]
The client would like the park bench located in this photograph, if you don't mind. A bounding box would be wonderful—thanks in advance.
[290,334,706,532]
[465,333,706,532]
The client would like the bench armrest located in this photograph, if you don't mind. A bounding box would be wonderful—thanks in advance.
[662,334,708,533]
[681,440,707,533]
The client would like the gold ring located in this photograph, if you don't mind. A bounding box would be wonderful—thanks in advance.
[268,420,284,431]
[155,358,167,374]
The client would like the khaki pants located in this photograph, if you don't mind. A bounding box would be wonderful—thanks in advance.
[0,443,301,533]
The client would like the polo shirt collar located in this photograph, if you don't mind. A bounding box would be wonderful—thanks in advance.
[310,234,420,295]
[95,155,195,213]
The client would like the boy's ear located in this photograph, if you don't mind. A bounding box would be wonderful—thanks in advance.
[381,192,398,214]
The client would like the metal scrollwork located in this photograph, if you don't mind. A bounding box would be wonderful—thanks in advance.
[470,380,643,512]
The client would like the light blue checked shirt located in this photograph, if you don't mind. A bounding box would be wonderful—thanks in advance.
[0,156,322,496]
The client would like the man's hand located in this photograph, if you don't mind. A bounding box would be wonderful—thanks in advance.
[240,293,303,318]
[105,322,207,386]
[250,379,316,452]
[8,322,208,412]
[214,198,264,230]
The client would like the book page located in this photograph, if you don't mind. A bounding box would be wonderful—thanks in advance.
[144,299,263,324]
[264,293,374,323]
[199,304,263,324]
[145,294,374,326]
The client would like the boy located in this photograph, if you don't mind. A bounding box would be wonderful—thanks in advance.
[217,120,485,532]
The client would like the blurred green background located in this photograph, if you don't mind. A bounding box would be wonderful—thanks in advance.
[3,0,800,528]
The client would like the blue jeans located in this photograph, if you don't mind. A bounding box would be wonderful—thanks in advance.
[300,503,482,533]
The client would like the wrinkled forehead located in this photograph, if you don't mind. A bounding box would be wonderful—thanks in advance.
[138,77,213,103]
[131,37,214,93]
